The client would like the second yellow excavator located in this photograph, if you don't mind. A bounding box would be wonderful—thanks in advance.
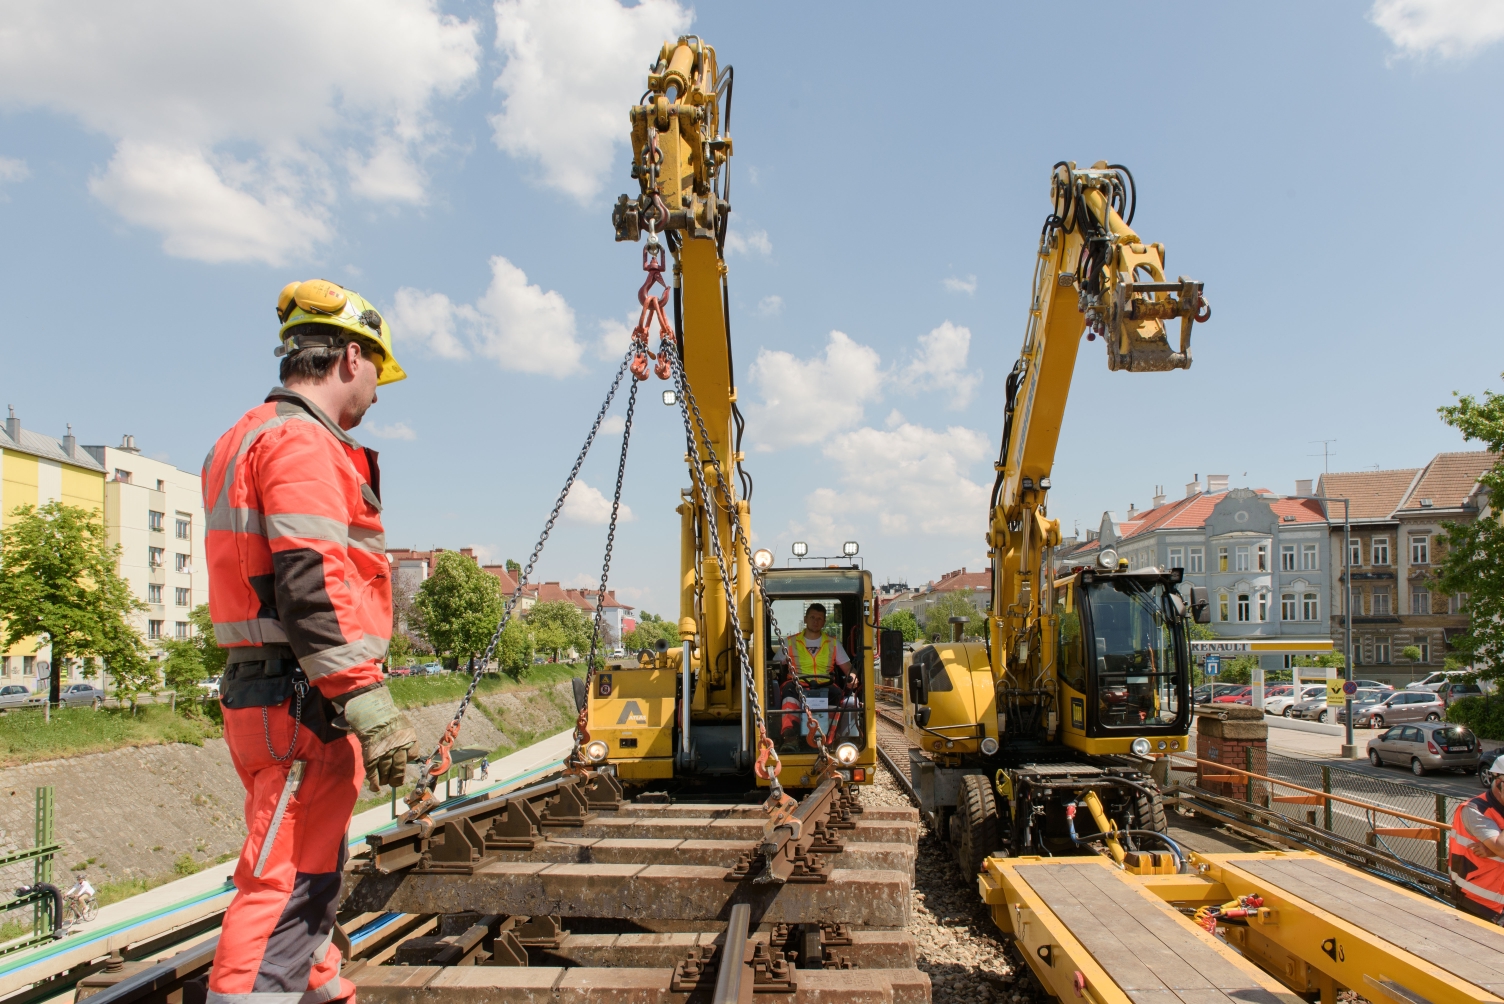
[895,162,1212,874]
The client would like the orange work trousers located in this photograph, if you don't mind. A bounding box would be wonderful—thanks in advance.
[208,693,363,1004]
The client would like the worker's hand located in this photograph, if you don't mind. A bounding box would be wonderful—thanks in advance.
[336,685,419,792]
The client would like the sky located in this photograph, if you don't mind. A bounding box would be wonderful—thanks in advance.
[1,0,1501,618]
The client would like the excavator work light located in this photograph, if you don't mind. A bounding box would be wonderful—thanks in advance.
[835,743,859,765]
[585,740,610,762]
[792,541,808,557]
[980,737,999,755]
[752,548,774,570]
[1098,548,1118,569]
[842,541,860,557]
[662,390,677,406]
[1131,738,1152,756]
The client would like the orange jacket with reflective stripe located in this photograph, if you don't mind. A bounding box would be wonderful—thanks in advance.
[202,388,389,699]
[1450,791,1504,910]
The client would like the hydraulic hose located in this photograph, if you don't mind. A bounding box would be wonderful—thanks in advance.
[14,883,62,936]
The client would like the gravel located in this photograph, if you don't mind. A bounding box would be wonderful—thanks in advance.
[865,766,1043,1004]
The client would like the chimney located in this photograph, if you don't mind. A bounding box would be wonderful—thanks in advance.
[1126,503,1139,519]
[1207,474,1230,493]
[5,406,18,443]
[1185,474,1201,497]
[1295,479,1312,497]
[63,424,76,458]
[1152,485,1167,507]
[119,434,140,454]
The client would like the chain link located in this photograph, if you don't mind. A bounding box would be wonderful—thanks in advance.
[405,349,637,809]
[264,679,307,762]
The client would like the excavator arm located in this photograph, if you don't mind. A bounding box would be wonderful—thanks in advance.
[989,162,1208,739]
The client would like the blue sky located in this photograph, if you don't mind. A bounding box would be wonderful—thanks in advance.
[1,0,1501,617]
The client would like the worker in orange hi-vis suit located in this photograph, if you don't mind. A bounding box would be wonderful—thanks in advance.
[202,280,419,1004]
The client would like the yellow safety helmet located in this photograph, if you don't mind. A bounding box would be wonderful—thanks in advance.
[276,279,406,386]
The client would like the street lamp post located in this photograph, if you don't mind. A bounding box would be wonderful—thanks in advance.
[1289,494,1354,757]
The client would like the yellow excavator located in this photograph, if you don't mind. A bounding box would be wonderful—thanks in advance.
[896,162,1212,874]
[570,36,894,797]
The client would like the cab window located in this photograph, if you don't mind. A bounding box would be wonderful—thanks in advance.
[1087,578,1182,729]
[1057,591,1086,693]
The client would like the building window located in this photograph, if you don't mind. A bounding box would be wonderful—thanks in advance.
[148,583,163,604]
[1189,548,1204,573]
[1349,539,1362,567]
[1235,546,1250,572]
[1281,593,1297,620]
[1372,537,1390,565]
[1219,593,1230,621]
[1410,535,1430,565]
[1302,593,1319,621]
[175,553,190,572]
[175,518,191,540]
[148,620,164,639]
[0,657,8,677]
[23,656,34,676]
[1351,589,1364,615]
[1257,544,1269,572]
[1412,589,1430,615]
[1376,638,1391,664]
[149,546,164,567]
[1218,547,1229,573]
[1168,547,1184,569]
[175,621,190,639]
[1354,644,1364,667]
[1373,588,1391,615]
[114,469,133,484]
[175,587,191,607]
[149,510,164,531]
[1281,545,1296,571]
[1300,544,1318,571]
[1451,593,1467,614]
[1237,594,1251,622]
[1420,640,1431,663]
[1258,592,1268,621]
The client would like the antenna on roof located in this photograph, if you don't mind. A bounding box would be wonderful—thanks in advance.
[1308,439,1337,474]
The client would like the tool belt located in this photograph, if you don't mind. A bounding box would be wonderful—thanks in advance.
[222,644,307,709]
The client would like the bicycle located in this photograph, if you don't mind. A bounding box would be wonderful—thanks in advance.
[62,877,98,927]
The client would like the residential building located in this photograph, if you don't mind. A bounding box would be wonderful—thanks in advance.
[1317,451,1497,683]
[0,408,107,686]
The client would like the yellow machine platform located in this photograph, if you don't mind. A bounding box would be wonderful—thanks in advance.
[981,850,1504,1004]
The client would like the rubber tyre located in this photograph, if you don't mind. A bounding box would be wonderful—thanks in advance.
[1133,787,1169,834]
[1317,710,1328,723]
[83,902,98,923]
[1370,715,1384,729]
[956,774,1001,877]
[1426,712,1441,722]
[1369,750,1383,768]
[1283,707,1292,718]
[1411,757,1427,777]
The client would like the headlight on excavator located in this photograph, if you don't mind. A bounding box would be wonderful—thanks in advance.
[980,737,999,755]
[752,548,774,570]
[835,743,859,765]
[585,740,610,762]
[1131,738,1152,757]
[1099,548,1119,569]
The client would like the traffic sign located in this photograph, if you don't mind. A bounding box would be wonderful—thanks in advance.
[1342,680,1358,697]
[1204,655,1221,677]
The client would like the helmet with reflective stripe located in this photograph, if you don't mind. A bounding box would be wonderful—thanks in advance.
[276,279,406,386]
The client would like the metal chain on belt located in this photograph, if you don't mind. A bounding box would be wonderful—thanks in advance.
[264,678,308,763]
[402,348,637,823]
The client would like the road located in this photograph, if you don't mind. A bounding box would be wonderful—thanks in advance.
[1261,717,1488,800]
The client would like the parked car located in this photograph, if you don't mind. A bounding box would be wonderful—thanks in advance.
[1352,679,1394,692]
[421,663,445,676]
[1479,747,1502,784]
[1347,689,1445,729]
[1266,684,1327,717]
[1194,682,1250,705]
[1333,689,1389,726]
[1211,686,1253,705]
[0,684,41,710]
[1437,680,1484,708]
[387,665,413,677]
[60,683,105,708]
[1408,670,1467,692]
[1291,694,1330,722]
[1368,722,1480,776]
[198,676,221,699]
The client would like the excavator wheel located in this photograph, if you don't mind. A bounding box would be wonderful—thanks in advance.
[1133,787,1168,835]
[956,774,1002,876]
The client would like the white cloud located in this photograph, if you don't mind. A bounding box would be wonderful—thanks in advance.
[724,226,772,256]
[942,274,977,295]
[390,256,584,376]
[822,421,991,536]
[1371,0,1504,58]
[757,295,783,316]
[599,415,626,435]
[901,321,982,409]
[596,316,634,360]
[562,479,634,524]
[365,421,419,441]
[0,0,480,264]
[0,156,29,183]
[746,331,885,451]
[491,0,691,203]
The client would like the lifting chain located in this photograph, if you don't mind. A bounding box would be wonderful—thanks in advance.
[402,345,639,825]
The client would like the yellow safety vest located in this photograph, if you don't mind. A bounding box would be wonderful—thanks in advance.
[788,633,835,677]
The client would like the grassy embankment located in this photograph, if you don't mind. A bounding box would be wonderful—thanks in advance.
[0,703,221,767]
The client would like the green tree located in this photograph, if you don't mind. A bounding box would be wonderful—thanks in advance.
[880,608,920,642]
[1435,373,1504,680]
[526,601,590,662]
[495,618,535,678]
[412,552,506,666]
[922,591,983,642]
[0,501,146,706]
[623,611,679,653]
[505,559,521,575]
[160,605,224,710]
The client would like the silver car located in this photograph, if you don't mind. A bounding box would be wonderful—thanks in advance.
[0,684,41,710]
[1333,689,1389,726]
[60,683,105,708]
[1352,689,1445,729]
[1368,722,1480,776]
[1291,694,1330,722]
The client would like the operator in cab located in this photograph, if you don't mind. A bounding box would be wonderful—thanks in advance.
[778,603,860,751]
[1450,759,1504,923]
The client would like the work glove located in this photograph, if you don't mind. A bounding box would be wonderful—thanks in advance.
[335,685,419,792]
